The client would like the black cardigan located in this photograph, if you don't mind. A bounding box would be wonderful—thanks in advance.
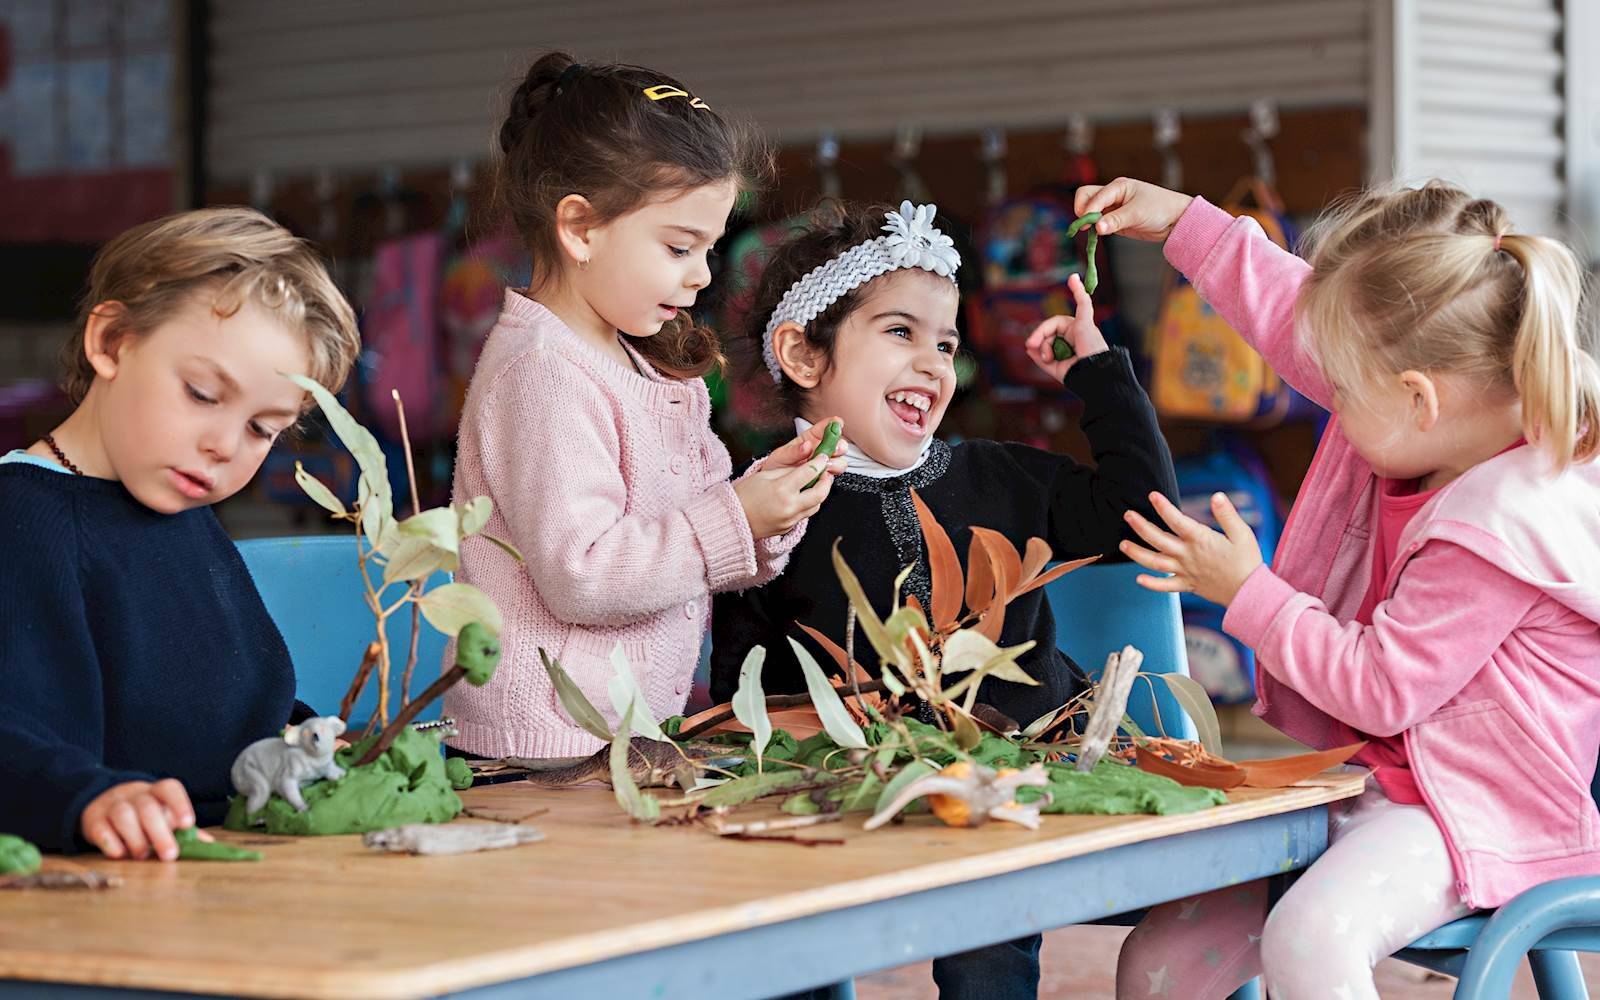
[711,348,1178,727]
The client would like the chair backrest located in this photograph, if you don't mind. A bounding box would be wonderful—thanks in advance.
[1045,560,1198,741]
[236,536,450,724]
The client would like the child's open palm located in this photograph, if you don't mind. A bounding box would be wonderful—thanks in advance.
[1024,274,1107,381]
[1121,491,1265,606]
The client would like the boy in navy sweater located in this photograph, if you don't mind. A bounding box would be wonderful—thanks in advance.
[1,208,359,861]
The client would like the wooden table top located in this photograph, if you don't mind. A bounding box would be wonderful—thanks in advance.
[0,770,1365,999]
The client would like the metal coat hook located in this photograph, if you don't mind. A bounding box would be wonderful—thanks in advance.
[980,128,1007,205]
[1154,109,1182,190]
[815,131,841,201]
[890,123,927,203]
[1242,99,1279,186]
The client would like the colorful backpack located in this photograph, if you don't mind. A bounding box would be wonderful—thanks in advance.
[1148,178,1305,426]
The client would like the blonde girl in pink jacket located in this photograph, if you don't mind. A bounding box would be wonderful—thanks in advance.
[1074,178,1600,999]
[443,53,847,760]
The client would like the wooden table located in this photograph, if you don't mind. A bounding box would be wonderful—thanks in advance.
[0,770,1365,999]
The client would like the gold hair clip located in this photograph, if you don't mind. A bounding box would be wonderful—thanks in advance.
[642,84,709,109]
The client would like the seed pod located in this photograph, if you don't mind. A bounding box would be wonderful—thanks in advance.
[1067,212,1102,295]
[803,420,842,490]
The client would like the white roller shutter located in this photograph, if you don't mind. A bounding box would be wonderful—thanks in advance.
[1376,0,1566,235]
[207,0,1371,180]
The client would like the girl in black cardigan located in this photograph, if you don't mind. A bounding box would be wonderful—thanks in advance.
[710,202,1177,1000]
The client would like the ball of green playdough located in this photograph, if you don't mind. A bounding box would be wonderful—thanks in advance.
[0,834,42,875]
[445,756,474,791]
[457,622,502,686]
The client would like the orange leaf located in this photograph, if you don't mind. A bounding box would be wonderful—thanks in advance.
[971,527,1022,598]
[1012,555,1100,599]
[965,532,998,620]
[1134,745,1247,789]
[1015,537,1053,596]
[689,705,827,740]
[796,623,872,686]
[679,700,733,734]
[1238,742,1367,788]
[911,490,964,630]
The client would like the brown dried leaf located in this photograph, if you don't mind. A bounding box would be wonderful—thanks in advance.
[970,527,1022,597]
[911,490,964,630]
[1134,745,1248,789]
[796,623,872,686]
[1012,554,1101,600]
[1016,537,1053,595]
[1237,742,1367,788]
[964,532,997,621]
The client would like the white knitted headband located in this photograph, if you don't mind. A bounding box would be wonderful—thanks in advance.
[762,201,961,383]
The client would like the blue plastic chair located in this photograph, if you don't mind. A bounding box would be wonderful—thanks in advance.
[1391,762,1600,999]
[1045,560,1197,741]
[236,535,451,724]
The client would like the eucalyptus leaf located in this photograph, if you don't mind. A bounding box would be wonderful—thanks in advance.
[398,508,460,554]
[1021,708,1063,740]
[891,562,915,605]
[292,461,345,516]
[952,710,983,751]
[457,496,493,537]
[1154,672,1223,754]
[831,541,901,668]
[788,638,869,750]
[480,532,526,563]
[289,374,392,546]
[539,649,613,742]
[873,759,936,815]
[609,705,660,823]
[381,535,457,586]
[606,644,664,742]
[417,582,503,637]
[731,647,772,772]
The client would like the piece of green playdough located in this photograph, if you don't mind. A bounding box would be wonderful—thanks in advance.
[224,726,462,836]
[0,834,41,875]
[1016,760,1226,816]
[174,826,261,861]
[445,756,474,791]
[456,622,500,686]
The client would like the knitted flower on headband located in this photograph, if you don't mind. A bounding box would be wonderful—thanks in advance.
[882,201,960,276]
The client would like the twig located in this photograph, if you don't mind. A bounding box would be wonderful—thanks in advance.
[675,682,891,740]
[0,870,121,890]
[719,832,844,847]
[338,641,382,723]
[462,806,550,825]
[705,812,843,836]
[391,390,424,711]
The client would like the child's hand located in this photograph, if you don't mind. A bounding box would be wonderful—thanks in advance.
[80,778,211,861]
[1024,274,1107,380]
[1074,178,1195,243]
[1120,492,1264,606]
[734,418,847,539]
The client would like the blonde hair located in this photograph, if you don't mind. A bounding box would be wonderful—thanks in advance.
[1298,180,1600,468]
[62,207,360,405]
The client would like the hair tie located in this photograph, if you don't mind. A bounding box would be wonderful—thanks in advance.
[554,63,586,97]
[1493,233,1504,252]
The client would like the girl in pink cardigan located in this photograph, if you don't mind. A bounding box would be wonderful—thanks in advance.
[443,53,845,760]
[1088,178,1600,999]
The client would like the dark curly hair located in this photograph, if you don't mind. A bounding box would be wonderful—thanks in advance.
[496,51,773,379]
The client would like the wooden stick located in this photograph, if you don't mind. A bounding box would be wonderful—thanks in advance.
[338,642,382,723]
[705,813,842,836]
[391,390,425,711]
[357,666,464,767]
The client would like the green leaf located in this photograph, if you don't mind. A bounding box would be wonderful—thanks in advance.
[879,664,906,697]
[837,773,883,812]
[398,508,460,554]
[941,630,1039,701]
[1021,708,1062,740]
[606,644,664,742]
[731,646,772,772]
[951,710,983,751]
[609,705,660,823]
[288,374,392,546]
[539,649,613,742]
[691,768,819,808]
[831,541,902,669]
[1153,672,1223,754]
[787,637,870,750]
[381,536,457,586]
[293,461,345,516]
[417,582,503,637]
[457,496,493,537]
[891,562,915,605]
[874,759,937,815]
[480,532,526,563]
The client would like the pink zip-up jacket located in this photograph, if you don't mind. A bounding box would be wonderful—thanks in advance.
[1167,198,1600,909]
[444,291,803,759]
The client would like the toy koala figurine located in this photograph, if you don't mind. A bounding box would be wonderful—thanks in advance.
[230,716,347,814]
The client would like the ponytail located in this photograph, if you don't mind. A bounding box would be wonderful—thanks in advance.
[1502,233,1600,467]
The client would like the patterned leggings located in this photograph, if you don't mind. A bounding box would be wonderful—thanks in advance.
[1116,779,1474,999]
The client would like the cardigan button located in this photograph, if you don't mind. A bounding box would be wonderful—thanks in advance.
[669,456,686,474]
[684,600,697,619]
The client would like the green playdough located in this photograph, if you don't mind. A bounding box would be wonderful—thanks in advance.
[174,826,261,861]
[445,756,474,791]
[224,726,462,836]
[1017,760,1226,816]
[0,834,41,875]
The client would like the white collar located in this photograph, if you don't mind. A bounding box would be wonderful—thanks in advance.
[795,417,932,480]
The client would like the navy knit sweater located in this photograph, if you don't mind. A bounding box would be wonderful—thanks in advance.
[0,463,308,851]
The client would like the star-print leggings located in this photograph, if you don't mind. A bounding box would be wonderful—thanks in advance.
[1116,778,1474,999]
